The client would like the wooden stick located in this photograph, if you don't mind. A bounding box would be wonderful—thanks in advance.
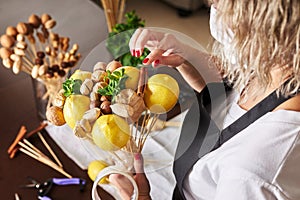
[7,126,27,154]
[19,147,72,178]
[118,0,126,23]
[19,140,72,178]
[101,0,113,32]
[37,131,63,168]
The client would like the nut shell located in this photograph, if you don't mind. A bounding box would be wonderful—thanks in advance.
[46,106,66,126]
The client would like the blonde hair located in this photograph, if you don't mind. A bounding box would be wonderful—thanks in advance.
[212,0,300,98]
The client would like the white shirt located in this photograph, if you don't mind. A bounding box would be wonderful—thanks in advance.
[183,92,300,200]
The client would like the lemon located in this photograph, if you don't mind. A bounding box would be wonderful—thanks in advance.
[63,94,90,129]
[115,66,140,90]
[92,114,130,151]
[144,74,179,114]
[87,160,109,184]
[70,69,92,82]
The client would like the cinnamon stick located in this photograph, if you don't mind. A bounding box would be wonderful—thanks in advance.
[25,122,48,138]
[137,67,147,97]
[7,125,27,154]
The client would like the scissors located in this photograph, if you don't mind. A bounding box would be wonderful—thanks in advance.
[21,177,86,199]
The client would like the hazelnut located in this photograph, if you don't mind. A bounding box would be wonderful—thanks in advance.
[106,60,122,72]
[100,100,112,114]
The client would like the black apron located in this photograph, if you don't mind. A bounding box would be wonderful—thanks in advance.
[172,82,293,200]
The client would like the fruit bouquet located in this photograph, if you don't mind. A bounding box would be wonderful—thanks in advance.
[46,60,180,199]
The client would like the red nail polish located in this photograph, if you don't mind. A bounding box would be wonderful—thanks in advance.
[154,60,160,67]
[132,50,136,57]
[136,50,141,57]
[143,58,149,64]
[134,153,141,160]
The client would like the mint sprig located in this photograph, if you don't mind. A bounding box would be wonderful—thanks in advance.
[62,78,82,97]
[98,68,127,97]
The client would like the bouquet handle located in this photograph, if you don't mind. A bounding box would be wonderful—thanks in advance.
[92,165,139,200]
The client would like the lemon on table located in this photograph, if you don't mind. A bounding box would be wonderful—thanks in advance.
[70,69,92,82]
[63,94,90,129]
[144,74,179,114]
[87,160,109,184]
[114,66,140,90]
[91,114,130,151]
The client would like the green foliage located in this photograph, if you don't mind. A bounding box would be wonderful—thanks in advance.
[98,68,128,97]
[106,10,150,66]
[62,79,82,97]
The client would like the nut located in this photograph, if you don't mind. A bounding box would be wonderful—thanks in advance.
[79,118,92,133]
[12,59,21,74]
[16,34,25,42]
[90,92,99,101]
[83,108,101,123]
[41,13,52,24]
[13,47,25,56]
[38,64,48,76]
[16,41,27,50]
[93,62,107,72]
[0,34,15,48]
[2,58,13,69]
[106,60,122,72]
[28,14,41,28]
[80,79,94,96]
[16,22,28,35]
[100,100,112,114]
[0,47,12,59]
[46,106,66,126]
[90,100,101,109]
[6,26,18,37]
[44,19,56,29]
[73,122,86,138]
[93,81,108,93]
[37,32,45,43]
[31,65,39,78]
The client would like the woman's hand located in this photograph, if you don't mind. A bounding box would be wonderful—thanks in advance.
[109,153,151,200]
[129,28,194,67]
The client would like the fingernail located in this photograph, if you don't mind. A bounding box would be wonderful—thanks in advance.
[131,50,136,57]
[153,59,160,67]
[134,153,141,160]
[136,50,141,57]
[143,58,149,64]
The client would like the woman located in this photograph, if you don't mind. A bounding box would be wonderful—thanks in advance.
[110,0,300,199]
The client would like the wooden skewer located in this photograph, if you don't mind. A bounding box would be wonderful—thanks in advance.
[118,0,126,23]
[37,131,63,168]
[18,140,72,178]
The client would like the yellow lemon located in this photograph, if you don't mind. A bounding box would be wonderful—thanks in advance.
[92,114,130,151]
[63,95,90,129]
[115,66,140,90]
[87,160,109,184]
[70,69,92,82]
[144,74,179,114]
